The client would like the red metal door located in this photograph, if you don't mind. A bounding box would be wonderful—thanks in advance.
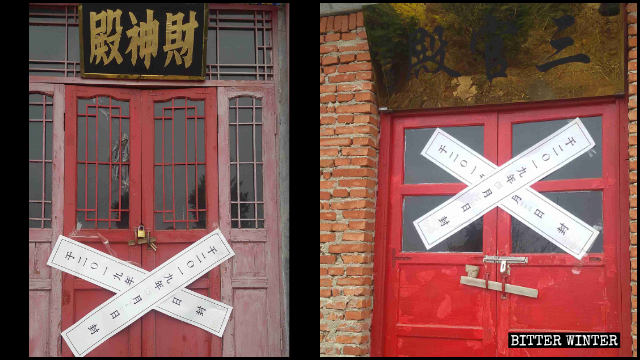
[62,86,220,357]
[371,98,631,356]
[378,111,500,356]
[495,101,624,356]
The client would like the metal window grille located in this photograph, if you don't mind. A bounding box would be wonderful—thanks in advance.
[76,97,130,229]
[29,93,53,228]
[207,9,274,80]
[29,4,275,80]
[229,96,264,228]
[28,4,80,77]
[154,98,207,230]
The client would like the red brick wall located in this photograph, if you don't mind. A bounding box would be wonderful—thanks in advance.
[321,4,637,356]
[320,11,379,357]
[627,3,638,356]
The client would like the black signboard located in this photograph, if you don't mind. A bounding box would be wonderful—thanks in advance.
[80,3,207,80]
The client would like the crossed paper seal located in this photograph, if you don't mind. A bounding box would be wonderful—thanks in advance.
[47,229,234,357]
[413,118,599,259]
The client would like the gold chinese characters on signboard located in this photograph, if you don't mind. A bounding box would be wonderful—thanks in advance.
[80,4,206,80]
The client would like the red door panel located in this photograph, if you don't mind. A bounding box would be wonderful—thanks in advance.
[63,86,142,357]
[496,101,621,356]
[381,112,499,356]
[140,87,220,357]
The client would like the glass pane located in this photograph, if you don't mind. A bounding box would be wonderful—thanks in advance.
[239,164,255,201]
[29,122,43,160]
[512,116,602,180]
[206,29,217,65]
[45,162,52,201]
[155,213,172,230]
[229,107,237,124]
[77,163,85,211]
[231,203,239,220]
[29,203,41,219]
[256,125,262,162]
[255,108,262,123]
[97,105,110,162]
[154,166,162,210]
[197,117,205,161]
[256,164,263,202]
[238,125,253,161]
[512,191,603,254]
[29,163,42,201]
[219,29,255,64]
[29,25,65,60]
[241,220,256,228]
[229,125,237,162]
[230,164,237,201]
[238,108,252,123]
[45,121,53,160]
[187,117,195,162]
[76,96,129,229]
[154,120,162,163]
[240,203,254,220]
[174,107,186,163]
[68,26,79,62]
[174,165,187,222]
[404,126,484,184]
[402,195,483,252]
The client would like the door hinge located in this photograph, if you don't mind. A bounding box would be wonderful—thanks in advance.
[63,111,65,130]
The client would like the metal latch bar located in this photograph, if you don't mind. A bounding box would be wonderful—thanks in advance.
[460,276,538,298]
[482,255,528,264]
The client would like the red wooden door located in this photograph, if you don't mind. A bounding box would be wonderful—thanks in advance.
[139,88,220,356]
[62,86,220,357]
[372,98,631,356]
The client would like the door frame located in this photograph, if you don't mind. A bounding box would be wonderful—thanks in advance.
[61,86,221,356]
[138,87,221,356]
[29,83,65,356]
[217,86,282,356]
[370,95,632,356]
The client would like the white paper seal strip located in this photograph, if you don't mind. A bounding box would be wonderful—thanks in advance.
[56,229,234,357]
[420,123,599,259]
[414,118,596,252]
[47,235,232,339]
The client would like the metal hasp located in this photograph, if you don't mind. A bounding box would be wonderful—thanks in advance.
[128,224,157,251]
[483,255,527,275]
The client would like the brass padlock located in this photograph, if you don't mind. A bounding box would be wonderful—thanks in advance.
[136,225,146,240]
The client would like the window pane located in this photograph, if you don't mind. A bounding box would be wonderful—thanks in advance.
[207,9,273,80]
[76,96,129,229]
[219,30,255,64]
[403,195,483,252]
[512,116,602,180]
[154,98,206,230]
[29,25,65,60]
[29,93,53,229]
[228,96,264,228]
[404,126,484,184]
[511,191,603,254]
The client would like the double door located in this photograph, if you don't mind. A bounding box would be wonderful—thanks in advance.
[374,98,630,356]
[62,86,221,356]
